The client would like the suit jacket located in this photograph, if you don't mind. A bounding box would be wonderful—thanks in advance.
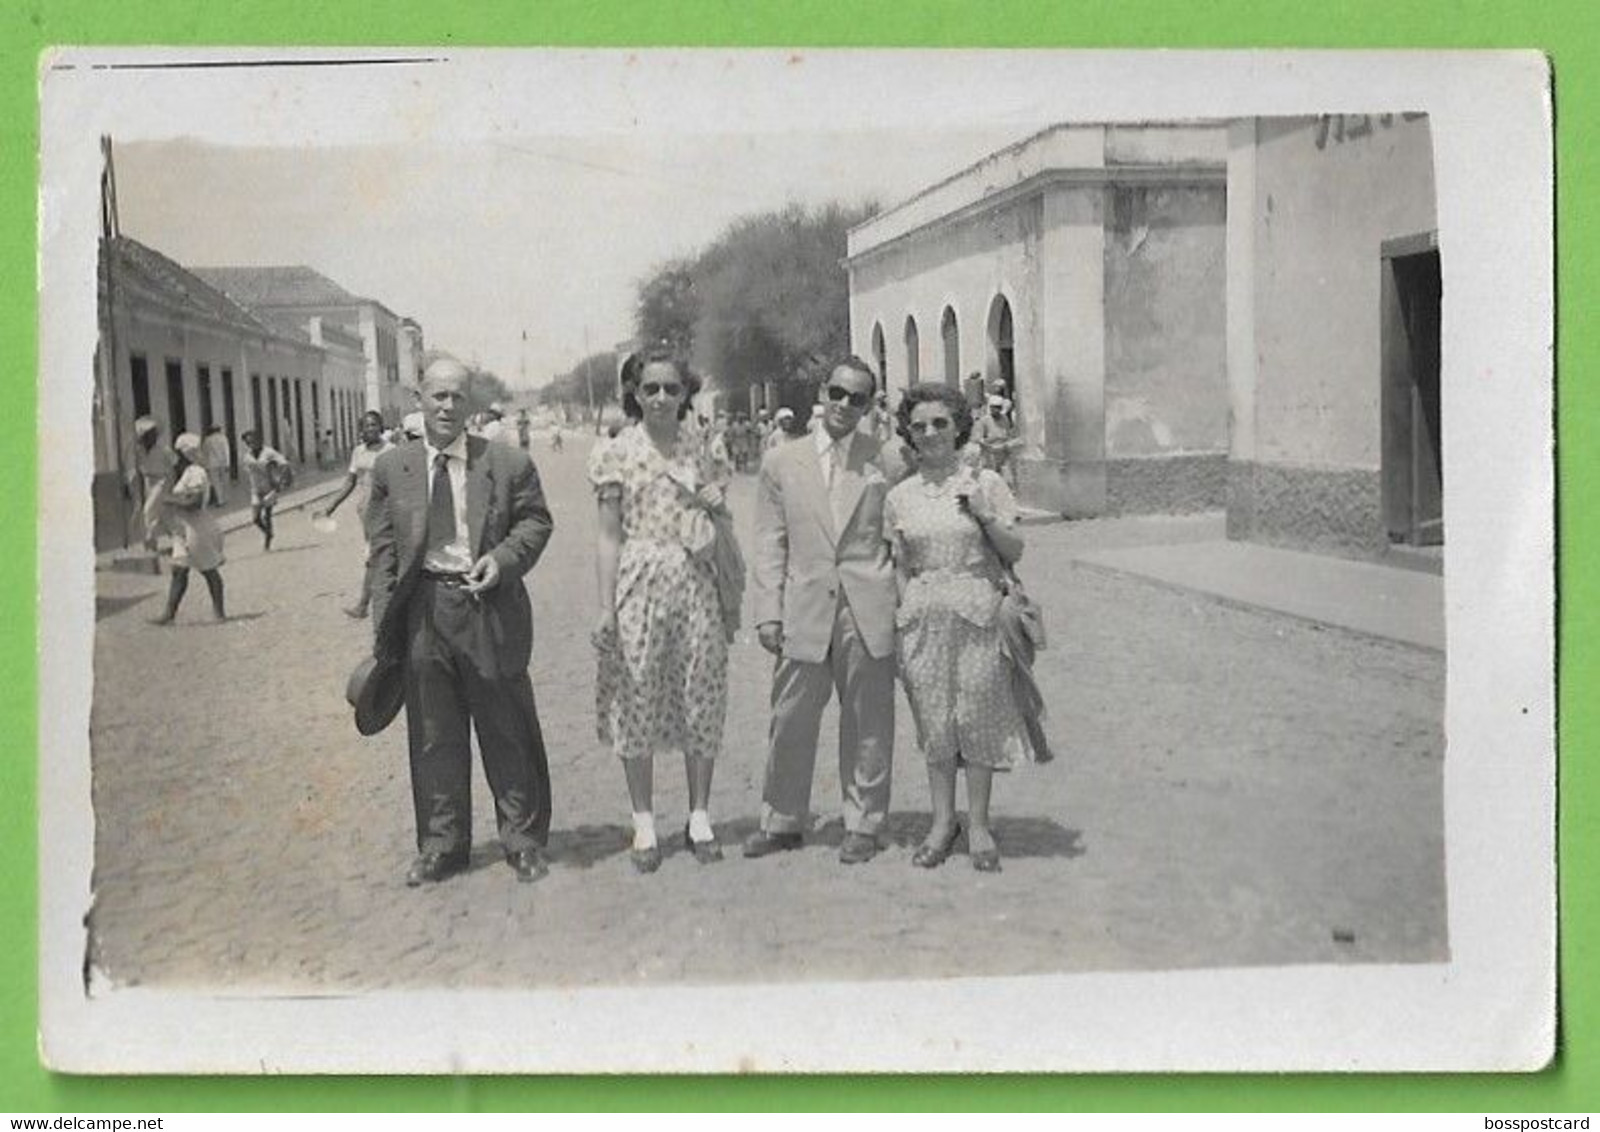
[367,435,554,671]
[751,431,904,663]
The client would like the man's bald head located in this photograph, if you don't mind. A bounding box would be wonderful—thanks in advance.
[421,356,472,391]
[419,358,472,447]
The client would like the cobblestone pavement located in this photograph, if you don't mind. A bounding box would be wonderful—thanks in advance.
[87,434,1446,991]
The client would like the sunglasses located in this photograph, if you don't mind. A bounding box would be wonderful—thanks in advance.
[640,381,683,398]
[825,385,871,410]
[909,417,954,435]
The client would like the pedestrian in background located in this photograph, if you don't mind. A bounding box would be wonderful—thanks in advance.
[367,357,556,887]
[128,415,175,551]
[480,402,509,444]
[764,406,797,452]
[315,410,393,619]
[589,347,734,872]
[885,383,1038,873]
[973,394,1022,490]
[151,433,226,625]
[202,425,231,508]
[240,429,289,552]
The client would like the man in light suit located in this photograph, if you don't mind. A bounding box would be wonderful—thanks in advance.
[368,357,555,886]
[745,356,903,865]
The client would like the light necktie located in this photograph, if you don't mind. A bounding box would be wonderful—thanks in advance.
[828,442,848,530]
[426,451,456,557]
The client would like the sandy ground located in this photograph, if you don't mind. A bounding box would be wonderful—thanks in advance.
[86,433,1445,991]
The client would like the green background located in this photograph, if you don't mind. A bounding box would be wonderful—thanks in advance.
[2,0,1589,1112]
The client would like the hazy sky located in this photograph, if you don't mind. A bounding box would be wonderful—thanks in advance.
[116,127,1036,389]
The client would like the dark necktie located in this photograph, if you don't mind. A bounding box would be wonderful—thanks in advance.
[426,451,456,556]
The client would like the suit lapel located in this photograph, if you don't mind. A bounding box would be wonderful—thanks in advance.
[798,435,838,545]
[402,443,428,556]
[833,437,872,538]
[466,436,491,558]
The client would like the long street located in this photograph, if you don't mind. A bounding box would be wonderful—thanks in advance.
[88,433,1446,990]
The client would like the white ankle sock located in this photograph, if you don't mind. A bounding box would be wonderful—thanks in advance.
[631,812,657,851]
[688,809,714,843]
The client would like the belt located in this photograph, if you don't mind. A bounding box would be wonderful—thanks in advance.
[420,568,471,587]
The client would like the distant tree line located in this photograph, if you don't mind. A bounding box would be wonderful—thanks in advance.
[537,350,619,419]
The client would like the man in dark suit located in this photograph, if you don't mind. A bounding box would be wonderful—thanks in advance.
[368,357,555,885]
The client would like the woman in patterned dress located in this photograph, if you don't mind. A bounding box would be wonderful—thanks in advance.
[589,348,734,873]
[884,383,1036,872]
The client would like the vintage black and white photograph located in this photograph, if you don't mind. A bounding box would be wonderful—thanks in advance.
[38,50,1553,1073]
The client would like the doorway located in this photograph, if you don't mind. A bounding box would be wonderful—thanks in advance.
[986,294,1017,407]
[221,369,239,480]
[165,359,187,437]
[1380,238,1442,547]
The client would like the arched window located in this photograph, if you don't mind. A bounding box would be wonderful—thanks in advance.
[904,315,920,384]
[941,305,960,387]
[871,322,887,389]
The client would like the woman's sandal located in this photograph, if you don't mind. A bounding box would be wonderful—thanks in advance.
[970,845,1003,873]
[683,821,724,864]
[912,823,962,869]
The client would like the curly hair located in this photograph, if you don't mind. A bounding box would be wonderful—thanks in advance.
[628,345,701,421]
[618,351,645,421]
[895,381,974,450]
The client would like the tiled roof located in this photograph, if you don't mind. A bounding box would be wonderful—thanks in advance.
[191,264,369,310]
[105,236,273,335]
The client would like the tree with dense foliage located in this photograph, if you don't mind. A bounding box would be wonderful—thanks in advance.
[633,200,876,403]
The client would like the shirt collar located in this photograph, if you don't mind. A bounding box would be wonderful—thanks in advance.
[424,431,469,464]
[815,426,855,461]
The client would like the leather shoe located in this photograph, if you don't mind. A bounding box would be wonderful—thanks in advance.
[912,823,962,869]
[684,822,724,864]
[506,847,549,883]
[742,830,803,859]
[971,847,1003,873]
[406,851,467,887]
[631,844,663,874]
[839,831,879,865]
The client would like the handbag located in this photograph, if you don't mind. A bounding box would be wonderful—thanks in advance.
[965,485,1053,763]
[967,496,1046,652]
[660,463,746,632]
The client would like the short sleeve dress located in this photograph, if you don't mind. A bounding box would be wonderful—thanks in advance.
[347,440,394,540]
[165,464,226,572]
[885,466,1036,769]
[587,424,732,762]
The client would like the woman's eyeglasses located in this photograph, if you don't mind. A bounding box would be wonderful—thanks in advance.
[825,385,871,409]
[640,382,683,398]
[909,417,953,435]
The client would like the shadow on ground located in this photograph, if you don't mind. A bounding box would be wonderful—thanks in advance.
[456,811,1085,871]
[96,592,157,620]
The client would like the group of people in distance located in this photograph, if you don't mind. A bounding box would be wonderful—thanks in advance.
[128,414,298,625]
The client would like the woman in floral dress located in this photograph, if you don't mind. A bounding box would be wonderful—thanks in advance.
[884,383,1037,872]
[589,348,735,873]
